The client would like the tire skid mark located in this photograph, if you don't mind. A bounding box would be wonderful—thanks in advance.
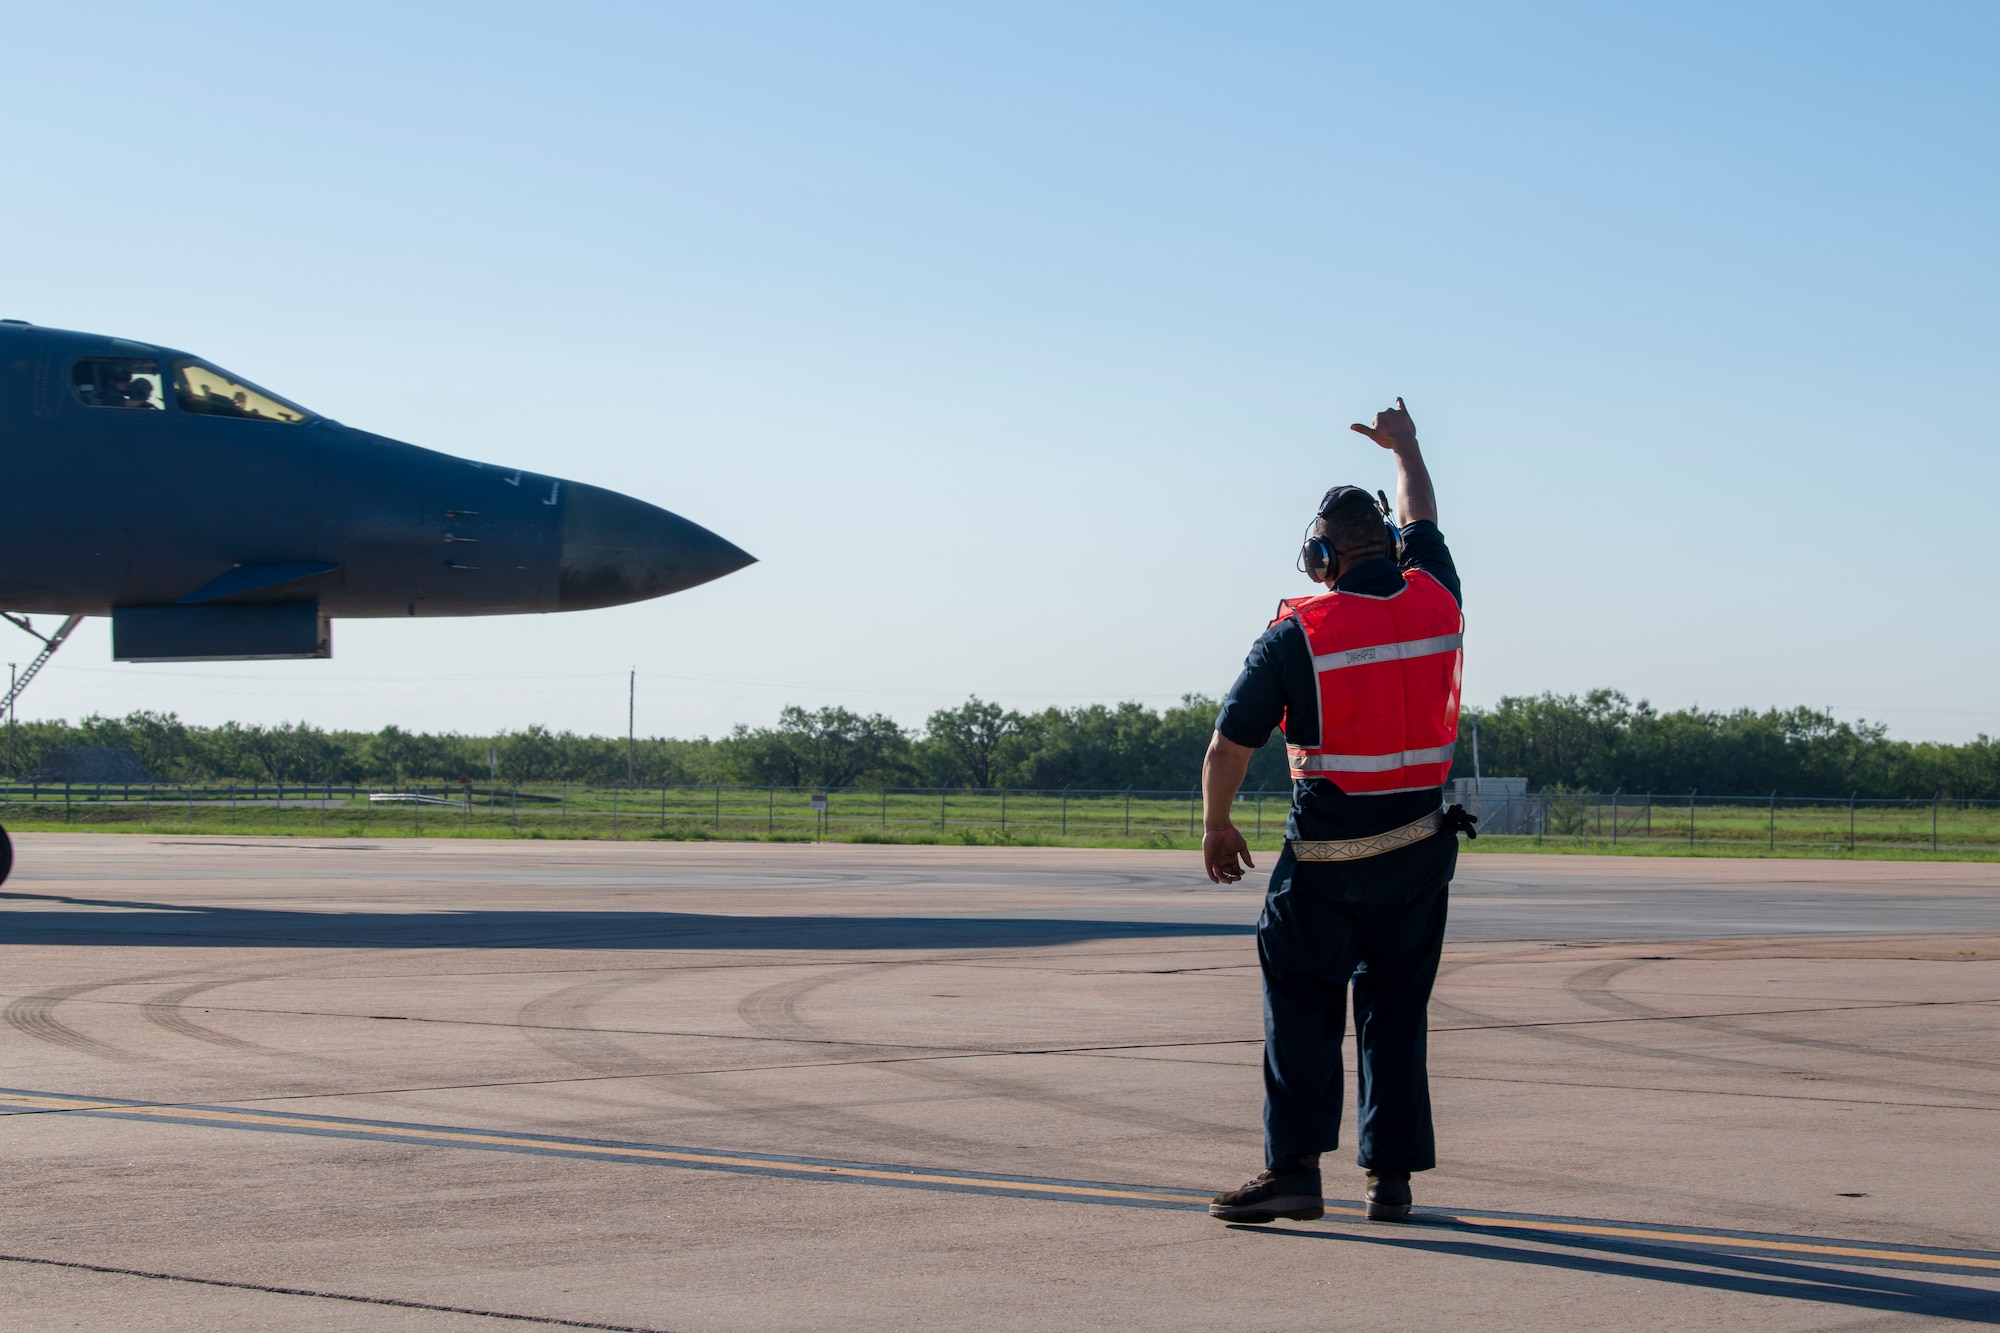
[139,977,288,1053]
[733,960,1254,1142]
[1428,973,2000,1109]
[515,975,672,1078]
[509,966,995,1159]
[3,982,144,1062]
[524,959,1032,1158]
[1562,958,2000,1076]
[735,965,898,1043]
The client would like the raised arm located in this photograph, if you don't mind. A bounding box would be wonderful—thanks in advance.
[1349,396,1437,527]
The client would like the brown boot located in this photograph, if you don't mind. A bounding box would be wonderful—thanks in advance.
[1365,1170,1412,1221]
[1209,1165,1324,1224]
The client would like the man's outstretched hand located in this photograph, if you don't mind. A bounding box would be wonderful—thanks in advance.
[1203,825,1256,885]
[1350,397,1417,451]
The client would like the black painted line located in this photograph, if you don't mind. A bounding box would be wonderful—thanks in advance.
[1434,1071,2000,1112]
[1431,996,2000,1033]
[7,1086,2000,1275]
[0,1252,678,1330]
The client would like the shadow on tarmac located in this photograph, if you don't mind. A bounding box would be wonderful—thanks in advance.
[0,891,1253,950]
[1234,1223,2000,1322]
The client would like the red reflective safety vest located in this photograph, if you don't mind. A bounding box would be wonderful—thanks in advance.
[1269,568,1464,793]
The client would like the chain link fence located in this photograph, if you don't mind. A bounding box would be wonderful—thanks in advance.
[1455,789,2000,854]
[0,781,1234,844]
[2,781,1995,854]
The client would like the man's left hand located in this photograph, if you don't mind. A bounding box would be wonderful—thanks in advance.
[1203,826,1256,885]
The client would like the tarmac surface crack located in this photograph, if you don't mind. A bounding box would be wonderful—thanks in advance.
[0,1253,680,1331]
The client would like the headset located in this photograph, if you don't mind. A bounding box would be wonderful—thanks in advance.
[1297,485,1402,583]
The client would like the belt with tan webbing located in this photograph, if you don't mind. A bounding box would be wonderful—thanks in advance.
[1286,803,1479,863]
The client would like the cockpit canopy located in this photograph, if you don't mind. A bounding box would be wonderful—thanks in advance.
[70,354,314,424]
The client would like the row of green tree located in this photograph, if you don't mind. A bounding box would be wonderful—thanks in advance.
[0,697,1281,792]
[1461,690,1999,799]
[4,690,1995,798]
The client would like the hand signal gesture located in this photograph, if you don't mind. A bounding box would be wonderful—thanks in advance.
[1349,397,1417,452]
[1203,825,1256,886]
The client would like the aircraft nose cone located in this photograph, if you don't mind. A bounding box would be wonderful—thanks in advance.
[557,481,755,611]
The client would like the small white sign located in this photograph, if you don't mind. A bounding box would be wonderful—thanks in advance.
[810,795,828,811]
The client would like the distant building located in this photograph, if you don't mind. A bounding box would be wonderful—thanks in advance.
[1448,776,1532,835]
[26,746,156,785]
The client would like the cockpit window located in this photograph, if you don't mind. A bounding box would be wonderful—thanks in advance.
[172,360,312,423]
[72,357,164,410]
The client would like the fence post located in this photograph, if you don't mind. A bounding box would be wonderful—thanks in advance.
[714,783,721,830]
[1611,788,1620,846]
[881,786,887,828]
[1188,788,1196,837]
[1000,788,1007,832]
[1124,788,1131,837]
[1687,790,1696,851]
[561,780,567,832]
[939,787,947,831]
[229,782,235,826]
[1256,790,1263,838]
[1061,787,1068,835]
[769,785,776,834]
[1769,790,1777,852]
[660,780,666,831]
[463,782,471,833]
[514,784,520,830]
[1849,791,1856,852]
[1934,791,1940,853]
[65,782,71,824]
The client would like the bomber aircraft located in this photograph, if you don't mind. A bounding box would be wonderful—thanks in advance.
[0,319,756,884]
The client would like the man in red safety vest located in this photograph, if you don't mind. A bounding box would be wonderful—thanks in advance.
[1202,397,1477,1226]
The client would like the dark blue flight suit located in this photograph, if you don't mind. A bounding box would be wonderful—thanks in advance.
[1216,521,1462,1174]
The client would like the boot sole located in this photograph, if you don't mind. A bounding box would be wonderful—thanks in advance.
[1366,1201,1412,1221]
[1209,1198,1325,1224]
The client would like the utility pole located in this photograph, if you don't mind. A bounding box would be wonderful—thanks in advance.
[626,668,637,785]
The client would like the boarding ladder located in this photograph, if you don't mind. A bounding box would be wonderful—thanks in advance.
[2,613,86,717]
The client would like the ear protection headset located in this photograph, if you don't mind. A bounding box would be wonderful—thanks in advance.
[1297,485,1402,583]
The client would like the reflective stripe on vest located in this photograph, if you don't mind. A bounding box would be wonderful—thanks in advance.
[1273,568,1464,794]
[1288,743,1458,773]
[1310,632,1462,674]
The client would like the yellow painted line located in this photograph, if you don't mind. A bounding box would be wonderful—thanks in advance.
[8,1092,1999,1271]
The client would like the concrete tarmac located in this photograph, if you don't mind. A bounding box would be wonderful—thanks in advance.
[2,834,1996,1330]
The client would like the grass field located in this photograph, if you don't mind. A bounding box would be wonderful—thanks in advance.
[4,783,1998,862]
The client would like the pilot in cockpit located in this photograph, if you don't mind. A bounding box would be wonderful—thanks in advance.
[99,364,158,409]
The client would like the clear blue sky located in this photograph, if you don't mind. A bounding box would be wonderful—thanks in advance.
[2,2,1994,742]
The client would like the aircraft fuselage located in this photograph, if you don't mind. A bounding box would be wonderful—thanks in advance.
[0,322,753,655]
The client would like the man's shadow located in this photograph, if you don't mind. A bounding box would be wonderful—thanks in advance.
[1231,1215,2000,1322]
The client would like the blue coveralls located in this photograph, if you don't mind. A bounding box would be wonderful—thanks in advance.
[1214,521,1463,1174]
[1258,830,1454,1172]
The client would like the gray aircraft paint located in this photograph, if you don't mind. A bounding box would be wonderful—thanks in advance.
[0,322,754,641]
